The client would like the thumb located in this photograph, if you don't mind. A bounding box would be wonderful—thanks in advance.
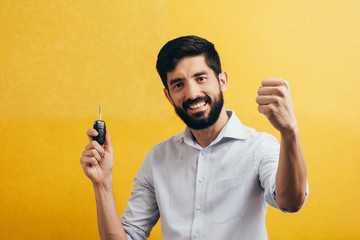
[103,130,113,152]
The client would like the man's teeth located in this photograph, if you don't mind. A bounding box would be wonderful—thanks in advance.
[189,102,206,109]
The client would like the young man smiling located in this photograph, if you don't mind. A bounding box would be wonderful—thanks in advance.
[80,35,309,240]
[164,54,229,147]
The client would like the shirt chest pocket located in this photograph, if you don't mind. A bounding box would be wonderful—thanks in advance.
[211,175,245,224]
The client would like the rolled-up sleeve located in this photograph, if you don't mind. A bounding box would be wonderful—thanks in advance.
[120,150,160,239]
[256,133,309,212]
[264,174,309,212]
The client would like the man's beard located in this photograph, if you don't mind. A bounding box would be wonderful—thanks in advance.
[173,91,224,130]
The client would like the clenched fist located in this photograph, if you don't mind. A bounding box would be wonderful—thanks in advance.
[256,79,298,134]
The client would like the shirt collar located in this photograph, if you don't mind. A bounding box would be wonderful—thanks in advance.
[176,109,248,147]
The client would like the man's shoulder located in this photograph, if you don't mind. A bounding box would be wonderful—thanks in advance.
[226,112,277,143]
[142,130,188,167]
[242,124,279,147]
[149,130,184,152]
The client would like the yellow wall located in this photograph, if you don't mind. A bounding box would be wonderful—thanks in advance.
[1,0,359,239]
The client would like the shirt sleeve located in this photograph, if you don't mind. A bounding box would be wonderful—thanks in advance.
[265,174,309,213]
[255,133,309,212]
[120,150,160,239]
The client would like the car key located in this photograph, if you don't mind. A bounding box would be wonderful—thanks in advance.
[93,105,106,145]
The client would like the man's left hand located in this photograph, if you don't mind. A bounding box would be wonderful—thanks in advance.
[256,78,298,134]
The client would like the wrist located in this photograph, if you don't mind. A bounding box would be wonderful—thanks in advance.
[280,123,299,141]
[92,176,113,193]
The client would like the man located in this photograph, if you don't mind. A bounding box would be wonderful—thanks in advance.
[80,35,308,240]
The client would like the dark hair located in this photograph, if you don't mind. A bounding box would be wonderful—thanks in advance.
[156,35,222,89]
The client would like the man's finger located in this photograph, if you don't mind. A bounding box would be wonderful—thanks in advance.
[86,129,98,142]
[85,141,105,157]
[104,130,111,145]
[82,148,102,161]
[256,95,280,105]
[257,104,276,118]
[258,86,286,97]
[261,78,289,87]
[80,156,99,167]
[103,130,113,153]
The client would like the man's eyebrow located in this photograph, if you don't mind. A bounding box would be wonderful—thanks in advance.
[169,78,183,86]
[169,71,208,86]
[193,71,207,77]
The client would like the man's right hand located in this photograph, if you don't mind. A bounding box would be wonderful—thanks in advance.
[80,129,114,184]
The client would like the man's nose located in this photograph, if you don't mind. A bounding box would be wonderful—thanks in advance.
[184,81,202,100]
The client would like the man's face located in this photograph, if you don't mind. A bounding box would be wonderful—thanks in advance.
[164,55,227,130]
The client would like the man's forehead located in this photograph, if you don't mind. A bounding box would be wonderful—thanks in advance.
[175,55,207,68]
[166,55,212,81]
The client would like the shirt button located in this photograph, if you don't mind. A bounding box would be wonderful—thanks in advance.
[201,150,206,155]
[199,178,204,183]
[196,205,201,210]
[193,233,199,238]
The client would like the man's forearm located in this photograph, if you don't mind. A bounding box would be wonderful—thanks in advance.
[275,127,307,212]
[93,177,127,240]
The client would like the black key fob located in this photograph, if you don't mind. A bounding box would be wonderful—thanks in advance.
[93,120,106,145]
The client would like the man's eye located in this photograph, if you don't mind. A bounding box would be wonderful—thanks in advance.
[174,83,183,88]
[198,77,206,81]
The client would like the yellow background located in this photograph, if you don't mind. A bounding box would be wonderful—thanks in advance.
[1,0,359,239]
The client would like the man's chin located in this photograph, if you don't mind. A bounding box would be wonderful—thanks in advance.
[189,110,207,118]
[175,91,224,130]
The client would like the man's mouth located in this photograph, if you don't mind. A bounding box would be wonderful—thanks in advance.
[189,101,206,110]
[183,96,211,111]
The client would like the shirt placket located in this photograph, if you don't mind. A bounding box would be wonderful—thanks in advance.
[191,146,211,240]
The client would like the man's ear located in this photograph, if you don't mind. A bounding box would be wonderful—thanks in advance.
[218,71,229,93]
[163,88,174,106]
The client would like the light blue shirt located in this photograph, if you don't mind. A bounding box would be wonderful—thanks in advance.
[121,110,308,240]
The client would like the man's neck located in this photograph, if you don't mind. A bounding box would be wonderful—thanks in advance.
[190,108,230,148]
